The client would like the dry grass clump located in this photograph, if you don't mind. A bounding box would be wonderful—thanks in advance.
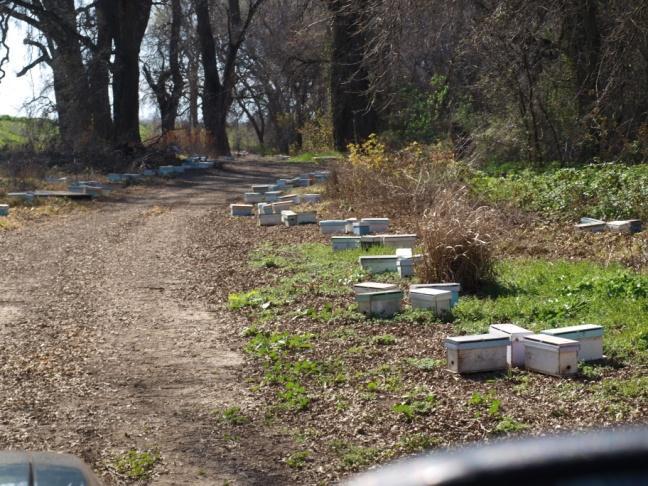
[326,138,468,215]
[417,188,498,293]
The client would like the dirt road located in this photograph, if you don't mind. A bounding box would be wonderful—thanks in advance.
[0,161,314,484]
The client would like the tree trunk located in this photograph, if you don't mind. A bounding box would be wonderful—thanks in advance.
[88,0,114,142]
[328,0,377,151]
[112,0,153,147]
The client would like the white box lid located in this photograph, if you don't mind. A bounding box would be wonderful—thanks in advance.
[411,283,461,292]
[396,248,413,258]
[332,236,361,241]
[541,324,603,339]
[231,204,253,208]
[320,220,347,225]
[524,334,580,348]
[361,218,390,223]
[410,288,452,298]
[382,234,417,239]
[446,333,509,349]
[489,323,533,337]
[354,282,400,291]
[281,210,297,216]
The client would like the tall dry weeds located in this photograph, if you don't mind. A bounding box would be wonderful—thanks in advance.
[416,188,498,293]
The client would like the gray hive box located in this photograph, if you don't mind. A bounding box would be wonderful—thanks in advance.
[281,210,298,227]
[361,218,390,234]
[356,290,403,318]
[320,220,347,235]
[445,334,509,373]
[332,236,361,251]
[258,213,282,226]
[296,211,317,225]
[301,193,322,204]
[360,235,383,250]
[411,283,461,307]
[489,323,534,368]
[345,218,358,234]
[231,204,254,217]
[523,334,580,377]
[381,234,417,249]
[606,220,642,234]
[244,192,265,204]
[359,255,398,274]
[0,204,10,216]
[252,184,272,194]
[540,324,603,362]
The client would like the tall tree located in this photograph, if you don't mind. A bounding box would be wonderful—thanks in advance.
[327,0,377,151]
[194,0,266,155]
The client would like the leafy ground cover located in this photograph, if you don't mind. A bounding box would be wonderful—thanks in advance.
[226,240,648,483]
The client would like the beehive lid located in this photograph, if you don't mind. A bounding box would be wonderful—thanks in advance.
[281,210,297,216]
[382,234,417,239]
[410,288,452,298]
[245,192,261,196]
[396,248,413,258]
[354,282,400,292]
[332,236,361,241]
[541,324,603,339]
[356,290,403,302]
[524,334,580,348]
[346,218,358,222]
[361,236,383,242]
[231,204,253,208]
[320,220,347,226]
[362,218,390,223]
[490,323,533,337]
[445,333,509,350]
[411,283,461,292]
[359,255,398,262]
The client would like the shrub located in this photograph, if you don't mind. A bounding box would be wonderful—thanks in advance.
[417,188,497,293]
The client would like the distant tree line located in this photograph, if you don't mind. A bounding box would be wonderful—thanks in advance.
[0,0,646,164]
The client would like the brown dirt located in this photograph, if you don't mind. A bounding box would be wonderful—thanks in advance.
[0,160,320,485]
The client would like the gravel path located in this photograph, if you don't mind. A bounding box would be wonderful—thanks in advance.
[0,161,313,484]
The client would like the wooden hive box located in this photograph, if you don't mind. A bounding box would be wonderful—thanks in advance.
[361,218,390,234]
[353,282,400,295]
[281,210,298,227]
[319,220,347,235]
[353,222,371,236]
[359,255,398,274]
[331,236,361,251]
[523,334,580,377]
[410,288,452,314]
[540,324,603,362]
[230,204,254,217]
[411,283,461,307]
[445,334,509,373]
[356,290,403,318]
[381,234,417,249]
[296,211,317,225]
[244,192,264,204]
[258,213,283,226]
[489,323,534,368]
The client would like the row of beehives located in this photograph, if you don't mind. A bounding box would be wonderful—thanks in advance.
[576,217,642,234]
[230,170,330,226]
[108,156,218,184]
[446,323,604,377]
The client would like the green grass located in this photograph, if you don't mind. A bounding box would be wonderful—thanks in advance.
[289,151,343,163]
[471,162,648,221]
[453,259,648,363]
[0,115,57,148]
[112,449,160,480]
[218,406,250,425]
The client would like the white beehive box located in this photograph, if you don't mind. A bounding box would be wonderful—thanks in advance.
[301,194,322,204]
[244,192,265,204]
[353,282,400,295]
[540,324,604,362]
[489,324,534,368]
[523,334,580,377]
[362,218,390,234]
[319,220,347,234]
[258,213,282,226]
[411,283,461,307]
[297,211,317,225]
[396,248,413,258]
[281,210,298,227]
[381,234,417,249]
[230,204,254,217]
[257,203,273,215]
[271,201,294,213]
[606,220,642,234]
[0,204,9,216]
[397,257,415,278]
[410,288,452,314]
[356,290,403,318]
[359,255,398,274]
[279,194,300,203]
[445,334,509,373]
[265,191,283,202]
[332,236,361,251]
[345,218,358,233]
